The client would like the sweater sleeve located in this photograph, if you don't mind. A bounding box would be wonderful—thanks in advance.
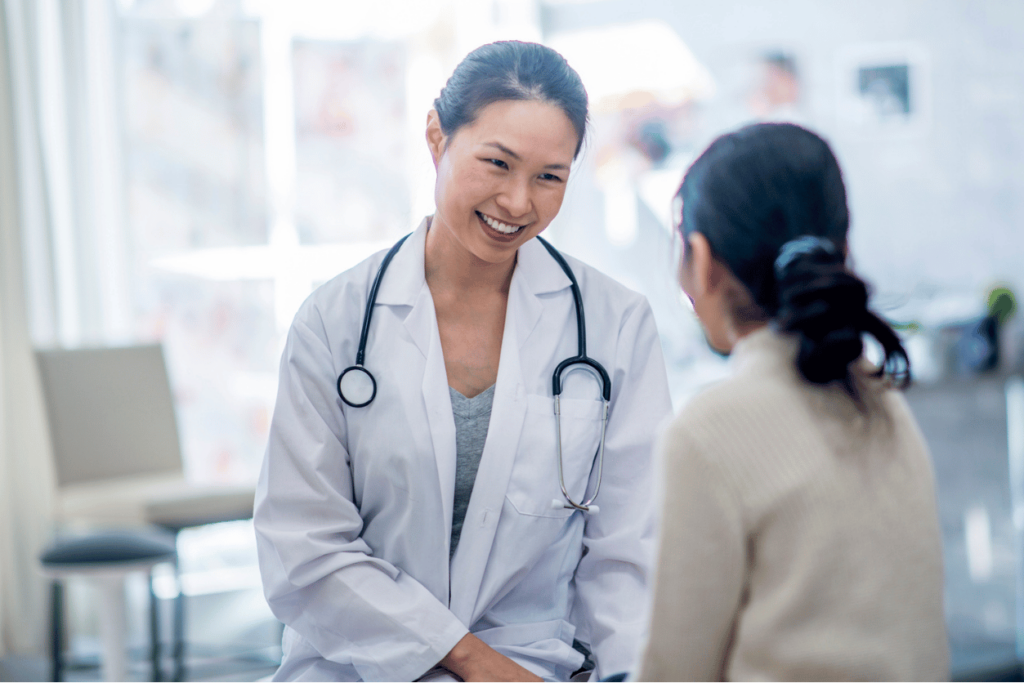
[634,418,746,681]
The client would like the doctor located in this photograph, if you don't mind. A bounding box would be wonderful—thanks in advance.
[254,41,672,682]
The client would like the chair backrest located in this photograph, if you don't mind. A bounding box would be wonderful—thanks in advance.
[35,343,184,487]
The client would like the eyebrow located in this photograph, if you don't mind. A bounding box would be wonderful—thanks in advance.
[483,141,570,171]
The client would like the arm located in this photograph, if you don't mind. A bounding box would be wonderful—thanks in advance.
[254,310,468,681]
[441,634,543,682]
[571,300,673,680]
[634,422,746,681]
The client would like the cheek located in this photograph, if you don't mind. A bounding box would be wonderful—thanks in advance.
[677,258,695,300]
[692,298,728,350]
[685,278,720,342]
[435,153,473,202]
[446,164,491,206]
[537,184,568,218]
[433,158,453,203]
[691,295,712,326]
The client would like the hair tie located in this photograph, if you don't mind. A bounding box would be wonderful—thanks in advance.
[774,235,838,278]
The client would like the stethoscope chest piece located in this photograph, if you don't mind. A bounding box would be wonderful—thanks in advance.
[338,365,376,408]
[335,233,410,410]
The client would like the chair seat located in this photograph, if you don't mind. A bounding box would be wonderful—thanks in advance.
[57,473,255,530]
[41,529,177,568]
[145,485,256,531]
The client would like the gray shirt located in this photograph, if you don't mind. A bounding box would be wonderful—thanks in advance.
[448,384,495,559]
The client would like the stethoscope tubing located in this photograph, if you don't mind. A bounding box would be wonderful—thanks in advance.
[555,391,609,512]
[338,231,611,513]
[356,233,411,367]
[336,234,411,408]
[535,236,612,401]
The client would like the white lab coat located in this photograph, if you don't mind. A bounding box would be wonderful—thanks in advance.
[254,218,672,681]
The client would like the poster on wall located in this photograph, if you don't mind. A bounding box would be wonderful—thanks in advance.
[835,42,931,136]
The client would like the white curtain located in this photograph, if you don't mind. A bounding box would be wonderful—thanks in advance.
[0,0,128,655]
[0,0,56,656]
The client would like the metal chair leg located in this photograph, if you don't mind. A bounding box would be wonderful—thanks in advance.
[50,580,63,682]
[150,569,163,681]
[173,559,185,682]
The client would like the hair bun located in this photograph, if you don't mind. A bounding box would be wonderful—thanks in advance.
[776,254,869,386]
[797,327,864,384]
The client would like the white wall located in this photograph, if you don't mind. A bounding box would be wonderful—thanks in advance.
[545,0,1024,319]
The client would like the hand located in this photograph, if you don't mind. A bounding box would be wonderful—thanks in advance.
[440,633,543,682]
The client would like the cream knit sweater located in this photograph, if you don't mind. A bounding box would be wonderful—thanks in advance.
[636,328,949,681]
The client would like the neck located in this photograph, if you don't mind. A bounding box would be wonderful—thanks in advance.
[424,217,516,295]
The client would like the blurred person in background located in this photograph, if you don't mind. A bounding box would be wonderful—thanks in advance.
[635,122,948,681]
[747,52,803,123]
[254,41,671,682]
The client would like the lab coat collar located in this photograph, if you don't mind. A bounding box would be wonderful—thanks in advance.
[514,232,574,298]
[374,219,573,358]
[374,219,574,307]
[374,217,430,308]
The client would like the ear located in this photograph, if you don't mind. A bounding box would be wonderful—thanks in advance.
[686,232,724,296]
[425,110,446,168]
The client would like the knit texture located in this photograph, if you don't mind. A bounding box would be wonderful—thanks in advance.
[636,327,949,681]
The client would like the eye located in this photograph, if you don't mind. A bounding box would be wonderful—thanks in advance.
[539,172,564,183]
[486,158,509,169]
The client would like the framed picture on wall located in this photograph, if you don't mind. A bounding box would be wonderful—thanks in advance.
[835,42,931,136]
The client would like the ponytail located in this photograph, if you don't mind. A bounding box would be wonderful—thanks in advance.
[773,237,910,395]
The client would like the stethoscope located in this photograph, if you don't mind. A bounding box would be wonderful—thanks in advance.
[336,233,611,514]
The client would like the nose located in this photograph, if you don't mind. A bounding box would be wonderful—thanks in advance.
[495,176,532,219]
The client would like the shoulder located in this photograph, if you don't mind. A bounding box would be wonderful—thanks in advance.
[290,246,391,340]
[660,365,814,485]
[675,369,794,435]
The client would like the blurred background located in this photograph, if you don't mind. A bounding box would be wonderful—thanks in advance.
[1,0,1023,680]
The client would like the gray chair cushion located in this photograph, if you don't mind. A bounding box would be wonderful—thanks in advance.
[41,530,177,566]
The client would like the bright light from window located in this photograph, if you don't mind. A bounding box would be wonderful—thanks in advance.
[549,20,715,110]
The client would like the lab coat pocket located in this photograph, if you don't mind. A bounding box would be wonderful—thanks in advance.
[506,394,604,518]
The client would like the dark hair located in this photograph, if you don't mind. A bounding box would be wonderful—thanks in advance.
[677,122,909,396]
[763,51,798,79]
[433,41,589,157]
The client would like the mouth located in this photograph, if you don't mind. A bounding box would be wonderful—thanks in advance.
[476,210,527,238]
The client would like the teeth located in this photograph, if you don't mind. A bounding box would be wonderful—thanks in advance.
[479,212,523,234]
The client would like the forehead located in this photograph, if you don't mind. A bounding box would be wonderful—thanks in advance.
[454,99,578,164]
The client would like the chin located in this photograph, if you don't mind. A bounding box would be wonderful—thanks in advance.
[703,330,733,358]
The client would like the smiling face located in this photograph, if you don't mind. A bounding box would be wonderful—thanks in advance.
[426,98,578,265]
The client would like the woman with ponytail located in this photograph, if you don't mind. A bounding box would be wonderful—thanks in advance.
[636,123,948,681]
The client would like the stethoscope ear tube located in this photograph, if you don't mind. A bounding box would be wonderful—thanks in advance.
[553,356,612,401]
[554,393,610,514]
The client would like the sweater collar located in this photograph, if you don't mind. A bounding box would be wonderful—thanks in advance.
[729,325,799,375]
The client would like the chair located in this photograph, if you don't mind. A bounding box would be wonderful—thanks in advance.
[35,343,256,680]
[40,529,177,682]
